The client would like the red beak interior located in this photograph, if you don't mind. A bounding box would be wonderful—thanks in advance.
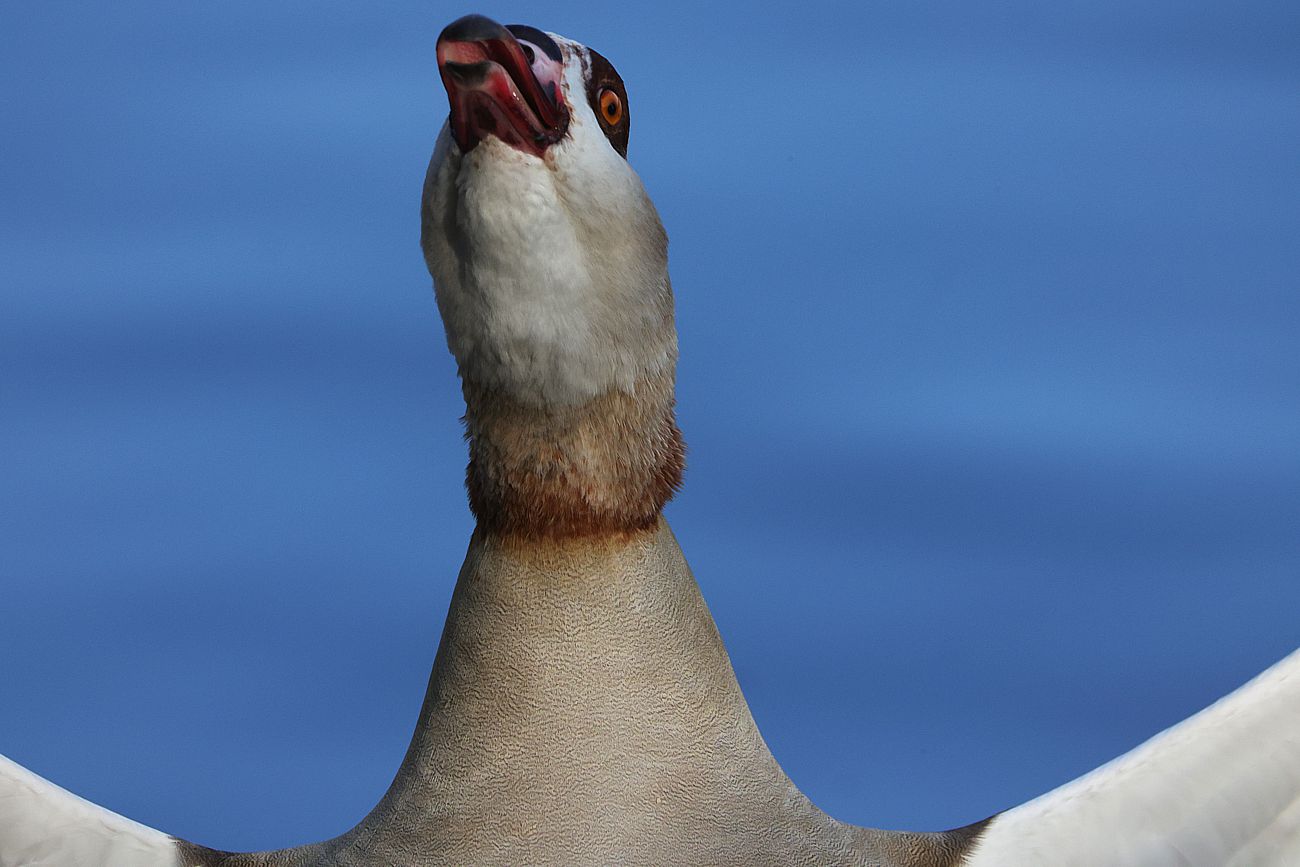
[436,15,569,157]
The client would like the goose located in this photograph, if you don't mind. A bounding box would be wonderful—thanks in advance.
[2,13,1298,866]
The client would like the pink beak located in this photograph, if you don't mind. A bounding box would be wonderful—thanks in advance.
[436,15,569,157]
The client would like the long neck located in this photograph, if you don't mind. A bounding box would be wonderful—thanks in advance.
[308,377,990,865]
[357,523,825,861]
[461,371,685,539]
[415,526,781,803]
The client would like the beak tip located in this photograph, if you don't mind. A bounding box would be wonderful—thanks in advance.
[437,14,510,48]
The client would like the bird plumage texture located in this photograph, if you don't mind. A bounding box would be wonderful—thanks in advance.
[1,16,1297,867]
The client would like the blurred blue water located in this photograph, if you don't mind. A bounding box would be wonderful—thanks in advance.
[2,0,1298,850]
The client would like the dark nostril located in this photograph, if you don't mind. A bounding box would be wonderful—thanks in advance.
[521,43,535,65]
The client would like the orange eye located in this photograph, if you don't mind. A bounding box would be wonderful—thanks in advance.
[598,88,622,126]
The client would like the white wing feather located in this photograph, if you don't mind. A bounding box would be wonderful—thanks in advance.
[0,753,180,867]
[965,648,1300,866]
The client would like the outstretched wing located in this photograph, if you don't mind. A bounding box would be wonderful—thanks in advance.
[964,648,1300,866]
[0,753,181,867]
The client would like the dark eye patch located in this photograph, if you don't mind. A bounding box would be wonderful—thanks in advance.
[585,48,630,159]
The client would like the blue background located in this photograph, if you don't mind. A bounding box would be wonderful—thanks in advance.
[2,0,1298,851]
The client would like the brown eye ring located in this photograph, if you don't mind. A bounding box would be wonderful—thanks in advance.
[598,88,623,127]
[585,49,629,158]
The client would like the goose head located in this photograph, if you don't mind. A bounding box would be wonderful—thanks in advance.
[421,15,674,409]
[421,16,683,539]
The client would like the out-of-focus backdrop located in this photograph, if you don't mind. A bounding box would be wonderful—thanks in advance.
[2,0,1297,850]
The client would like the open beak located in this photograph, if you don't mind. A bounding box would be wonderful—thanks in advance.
[436,15,570,157]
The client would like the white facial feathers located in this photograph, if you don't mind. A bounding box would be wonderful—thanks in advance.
[422,37,675,407]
